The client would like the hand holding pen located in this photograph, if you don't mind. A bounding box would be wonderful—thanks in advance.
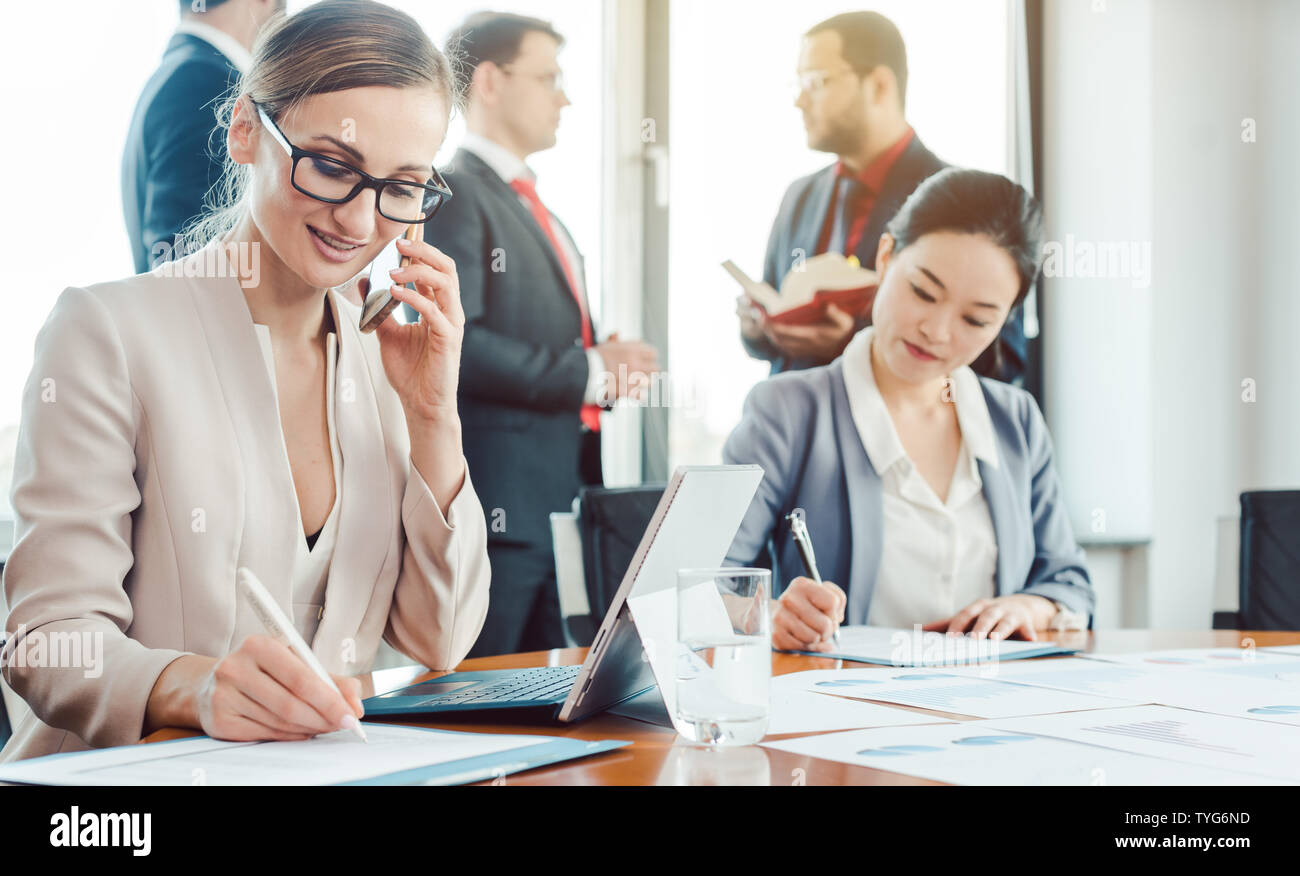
[771,513,846,653]
[234,568,368,742]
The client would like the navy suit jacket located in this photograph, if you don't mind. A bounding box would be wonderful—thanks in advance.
[742,135,1027,382]
[122,33,239,274]
[722,358,1093,626]
[418,148,600,551]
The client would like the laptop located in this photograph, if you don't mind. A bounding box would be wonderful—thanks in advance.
[362,465,764,723]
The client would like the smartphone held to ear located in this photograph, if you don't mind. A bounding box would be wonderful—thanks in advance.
[359,224,421,333]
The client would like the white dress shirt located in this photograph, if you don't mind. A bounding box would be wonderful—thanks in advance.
[174,18,253,74]
[458,132,606,405]
[840,327,1000,628]
[253,324,342,644]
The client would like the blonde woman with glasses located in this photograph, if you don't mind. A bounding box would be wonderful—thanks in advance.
[1,1,490,762]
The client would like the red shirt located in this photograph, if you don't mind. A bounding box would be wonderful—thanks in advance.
[816,126,916,258]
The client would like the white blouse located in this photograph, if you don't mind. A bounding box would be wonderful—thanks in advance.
[253,324,342,644]
[840,327,1000,628]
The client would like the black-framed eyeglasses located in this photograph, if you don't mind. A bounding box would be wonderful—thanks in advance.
[255,103,452,224]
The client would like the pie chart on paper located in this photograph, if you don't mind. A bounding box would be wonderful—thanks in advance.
[1247,705,1300,716]
[952,735,1033,747]
[855,744,945,756]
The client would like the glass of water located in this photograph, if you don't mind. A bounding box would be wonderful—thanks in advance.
[675,568,771,746]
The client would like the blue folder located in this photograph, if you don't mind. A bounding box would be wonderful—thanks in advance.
[342,731,630,786]
[0,726,630,786]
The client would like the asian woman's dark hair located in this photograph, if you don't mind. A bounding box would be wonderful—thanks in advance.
[883,167,1044,377]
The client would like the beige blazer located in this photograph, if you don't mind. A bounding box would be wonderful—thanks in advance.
[0,240,491,762]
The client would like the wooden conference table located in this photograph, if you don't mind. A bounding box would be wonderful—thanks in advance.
[145,629,1300,785]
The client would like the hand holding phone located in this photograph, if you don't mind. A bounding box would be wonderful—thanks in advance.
[359,223,422,333]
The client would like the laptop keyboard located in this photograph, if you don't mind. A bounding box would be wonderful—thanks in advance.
[419,665,582,707]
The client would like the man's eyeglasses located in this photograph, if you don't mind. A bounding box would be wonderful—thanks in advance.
[255,103,452,224]
[791,68,861,97]
[500,66,566,94]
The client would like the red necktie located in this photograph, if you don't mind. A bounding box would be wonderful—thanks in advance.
[510,177,601,433]
[826,170,872,256]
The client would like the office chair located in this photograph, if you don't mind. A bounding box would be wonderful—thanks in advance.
[550,506,597,647]
[1212,515,1242,629]
[1235,490,1300,631]
[577,484,666,623]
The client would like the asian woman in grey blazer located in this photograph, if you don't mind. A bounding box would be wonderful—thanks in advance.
[1,2,491,762]
[724,168,1093,653]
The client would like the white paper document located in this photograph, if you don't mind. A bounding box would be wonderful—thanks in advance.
[936,656,1300,727]
[0,723,551,786]
[606,673,942,735]
[762,720,1288,785]
[1082,647,1300,678]
[989,704,1300,783]
[787,668,1131,718]
[765,674,948,735]
[939,656,1158,688]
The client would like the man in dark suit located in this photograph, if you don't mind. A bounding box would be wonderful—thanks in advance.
[421,13,658,657]
[122,0,281,274]
[739,11,1025,382]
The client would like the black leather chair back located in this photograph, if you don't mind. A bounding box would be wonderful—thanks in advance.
[1239,490,1300,630]
[577,485,666,620]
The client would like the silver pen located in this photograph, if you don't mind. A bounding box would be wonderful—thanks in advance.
[785,513,841,647]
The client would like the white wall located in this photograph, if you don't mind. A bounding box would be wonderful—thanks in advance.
[1042,0,1155,548]
[1240,0,1300,490]
[1044,0,1299,628]
[1147,0,1253,629]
